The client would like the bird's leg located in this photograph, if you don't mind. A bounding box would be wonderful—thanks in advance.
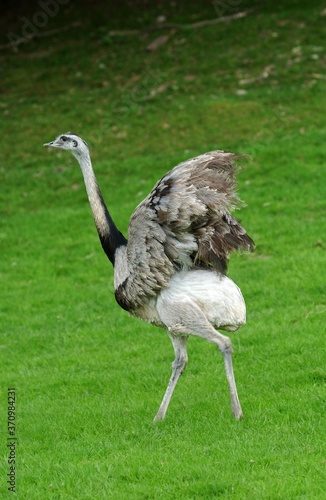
[157,298,243,420]
[190,327,242,419]
[153,333,188,422]
[220,341,243,420]
[188,315,243,419]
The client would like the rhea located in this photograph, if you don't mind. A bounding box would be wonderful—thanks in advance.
[44,133,254,421]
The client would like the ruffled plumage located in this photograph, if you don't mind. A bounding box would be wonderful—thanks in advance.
[114,151,254,311]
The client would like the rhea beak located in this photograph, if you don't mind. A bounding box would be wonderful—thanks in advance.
[43,141,54,147]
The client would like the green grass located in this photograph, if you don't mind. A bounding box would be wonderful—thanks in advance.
[1,0,326,498]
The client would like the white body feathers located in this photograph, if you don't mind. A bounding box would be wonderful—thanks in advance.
[159,270,246,332]
[133,269,246,331]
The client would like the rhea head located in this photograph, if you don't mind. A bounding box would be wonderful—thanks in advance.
[44,132,89,159]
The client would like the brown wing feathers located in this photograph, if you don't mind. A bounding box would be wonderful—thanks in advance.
[117,150,254,310]
[151,151,254,272]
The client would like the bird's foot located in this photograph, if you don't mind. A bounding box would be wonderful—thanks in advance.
[153,408,166,423]
[232,406,244,420]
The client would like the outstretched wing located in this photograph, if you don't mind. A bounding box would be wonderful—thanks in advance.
[117,151,254,310]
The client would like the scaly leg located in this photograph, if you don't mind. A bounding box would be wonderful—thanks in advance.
[153,333,188,422]
[220,340,243,420]
[157,297,243,420]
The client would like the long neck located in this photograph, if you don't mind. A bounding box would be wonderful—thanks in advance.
[76,150,127,265]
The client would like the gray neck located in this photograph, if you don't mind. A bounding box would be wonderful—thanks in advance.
[74,150,127,264]
[77,151,109,238]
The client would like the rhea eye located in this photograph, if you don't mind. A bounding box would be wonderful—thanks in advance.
[61,136,67,142]
[73,140,78,147]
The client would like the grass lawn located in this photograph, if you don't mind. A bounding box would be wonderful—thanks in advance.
[0,0,325,498]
